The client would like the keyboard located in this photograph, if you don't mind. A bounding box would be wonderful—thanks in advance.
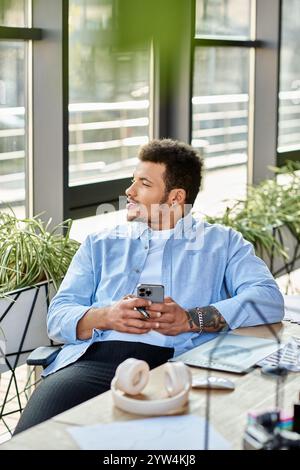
[257,336,300,371]
[183,358,247,374]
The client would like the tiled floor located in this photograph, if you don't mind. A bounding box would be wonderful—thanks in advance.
[0,365,37,443]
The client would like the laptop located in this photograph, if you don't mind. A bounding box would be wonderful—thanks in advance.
[170,332,281,374]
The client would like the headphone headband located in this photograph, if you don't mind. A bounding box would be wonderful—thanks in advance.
[111,358,191,416]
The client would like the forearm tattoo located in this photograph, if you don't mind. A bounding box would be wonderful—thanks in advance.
[186,305,228,333]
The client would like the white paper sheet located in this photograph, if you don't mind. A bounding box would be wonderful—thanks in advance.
[67,415,230,450]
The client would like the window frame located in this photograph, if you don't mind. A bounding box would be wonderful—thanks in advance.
[0,26,41,40]
[66,0,194,220]
[192,0,290,186]
[2,0,297,225]
[65,0,299,220]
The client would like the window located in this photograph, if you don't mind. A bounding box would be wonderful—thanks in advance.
[0,0,31,217]
[192,47,249,168]
[192,0,253,216]
[68,0,151,215]
[278,0,300,159]
[0,0,289,230]
[0,41,26,216]
[195,0,251,38]
[0,0,27,27]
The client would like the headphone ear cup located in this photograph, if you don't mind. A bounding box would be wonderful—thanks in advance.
[114,358,150,395]
[164,362,192,397]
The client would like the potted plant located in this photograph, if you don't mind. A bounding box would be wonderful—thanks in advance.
[0,211,79,432]
[203,161,300,281]
[0,211,80,373]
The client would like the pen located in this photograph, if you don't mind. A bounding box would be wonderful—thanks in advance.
[136,307,150,319]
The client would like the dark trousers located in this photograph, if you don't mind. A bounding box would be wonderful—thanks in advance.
[14,341,174,435]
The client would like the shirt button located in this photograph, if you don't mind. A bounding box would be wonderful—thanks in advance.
[144,246,148,250]
[135,269,140,273]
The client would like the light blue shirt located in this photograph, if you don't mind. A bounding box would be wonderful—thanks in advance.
[136,227,174,286]
[44,214,284,376]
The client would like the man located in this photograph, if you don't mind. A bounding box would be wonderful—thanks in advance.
[14,139,284,434]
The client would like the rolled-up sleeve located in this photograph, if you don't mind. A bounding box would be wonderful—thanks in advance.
[211,229,284,329]
[47,235,97,344]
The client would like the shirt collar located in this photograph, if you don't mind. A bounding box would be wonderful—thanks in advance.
[129,213,197,240]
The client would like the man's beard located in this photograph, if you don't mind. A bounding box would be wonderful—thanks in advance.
[127,206,143,222]
[127,193,169,224]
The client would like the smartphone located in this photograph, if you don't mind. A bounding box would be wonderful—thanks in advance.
[137,283,164,303]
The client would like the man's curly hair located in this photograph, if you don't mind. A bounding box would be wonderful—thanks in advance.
[139,139,203,205]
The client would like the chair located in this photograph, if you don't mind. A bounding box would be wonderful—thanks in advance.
[26,345,62,368]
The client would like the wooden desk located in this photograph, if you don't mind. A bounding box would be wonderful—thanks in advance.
[1,321,300,450]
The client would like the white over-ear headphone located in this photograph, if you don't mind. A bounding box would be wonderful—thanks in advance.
[111,358,192,416]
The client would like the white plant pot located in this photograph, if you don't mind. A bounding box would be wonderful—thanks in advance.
[0,280,56,373]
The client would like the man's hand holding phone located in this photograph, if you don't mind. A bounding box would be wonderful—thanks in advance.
[106,295,160,334]
[146,296,193,335]
[136,284,192,335]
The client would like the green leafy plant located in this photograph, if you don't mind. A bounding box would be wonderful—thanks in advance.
[205,161,300,267]
[0,211,80,297]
